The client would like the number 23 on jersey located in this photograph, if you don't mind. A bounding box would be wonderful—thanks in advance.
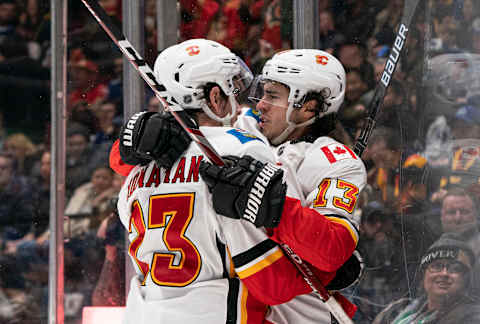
[129,193,202,287]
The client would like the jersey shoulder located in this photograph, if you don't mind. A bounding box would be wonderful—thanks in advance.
[307,137,366,173]
[200,126,274,163]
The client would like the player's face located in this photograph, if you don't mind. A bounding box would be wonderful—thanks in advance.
[256,82,290,141]
[441,195,477,233]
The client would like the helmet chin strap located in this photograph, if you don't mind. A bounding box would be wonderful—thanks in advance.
[201,94,237,126]
[270,102,316,146]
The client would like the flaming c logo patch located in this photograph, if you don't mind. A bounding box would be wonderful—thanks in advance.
[186,45,200,56]
[316,55,328,65]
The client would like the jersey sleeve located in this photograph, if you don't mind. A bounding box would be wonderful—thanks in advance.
[221,218,311,305]
[269,197,358,272]
[109,139,135,176]
[270,140,367,272]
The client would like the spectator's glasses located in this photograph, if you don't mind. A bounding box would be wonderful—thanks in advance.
[427,260,468,274]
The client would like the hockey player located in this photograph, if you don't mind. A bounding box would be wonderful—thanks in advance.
[116,39,312,324]
[111,49,365,322]
[199,49,367,323]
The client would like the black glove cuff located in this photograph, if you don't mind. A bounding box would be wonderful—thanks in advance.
[119,111,155,165]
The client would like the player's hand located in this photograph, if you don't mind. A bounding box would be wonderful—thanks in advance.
[199,155,286,228]
[119,111,194,169]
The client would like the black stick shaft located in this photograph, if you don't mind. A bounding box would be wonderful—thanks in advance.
[354,0,421,157]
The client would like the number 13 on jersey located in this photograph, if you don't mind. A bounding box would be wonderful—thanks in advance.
[129,193,202,287]
[313,178,359,214]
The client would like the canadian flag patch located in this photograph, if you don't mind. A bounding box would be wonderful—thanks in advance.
[321,144,357,163]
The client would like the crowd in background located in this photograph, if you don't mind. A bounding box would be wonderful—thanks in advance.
[0,0,480,323]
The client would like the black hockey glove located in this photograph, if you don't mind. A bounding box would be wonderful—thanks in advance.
[199,155,287,228]
[119,111,194,169]
[325,250,364,291]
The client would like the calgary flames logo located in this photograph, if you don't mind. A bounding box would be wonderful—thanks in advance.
[315,55,328,65]
[186,45,200,56]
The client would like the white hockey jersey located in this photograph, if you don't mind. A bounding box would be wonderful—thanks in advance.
[236,108,367,324]
[117,126,310,324]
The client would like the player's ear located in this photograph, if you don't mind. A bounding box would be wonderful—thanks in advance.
[208,86,222,113]
[299,99,317,119]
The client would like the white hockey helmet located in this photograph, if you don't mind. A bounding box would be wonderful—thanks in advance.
[153,38,253,125]
[251,49,346,144]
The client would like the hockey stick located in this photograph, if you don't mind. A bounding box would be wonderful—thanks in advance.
[80,1,352,323]
[353,0,421,157]
[80,0,224,166]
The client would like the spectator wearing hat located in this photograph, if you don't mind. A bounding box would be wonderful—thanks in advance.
[373,232,480,324]
[68,58,108,112]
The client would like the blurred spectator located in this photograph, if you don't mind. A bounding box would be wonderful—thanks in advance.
[106,56,123,109]
[0,254,43,324]
[440,187,479,254]
[68,58,108,112]
[65,165,115,238]
[373,233,480,324]
[339,68,369,140]
[423,115,452,169]
[376,79,420,150]
[0,36,49,138]
[146,95,162,113]
[473,18,480,54]
[63,236,104,324]
[16,0,47,42]
[394,154,439,286]
[355,201,399,322]
[431,5,461,53]
[451,105,480,140]
[1,150,51,261]
[180,0,220,41]
[437,105,480,191]
[91,210,125,306]
[3,133,39,176]
[93,100,121,145]
[318,9,345,53]
[362,126,402,204]
[30,150,51,238]
[336,42,375,89]
[70,101,97,135]
[207,0,251,56]
[92,173,125,306]
[344,68,370,107]
[0,0,18,45]
[258,0,288,51]
[455,0,479,50]
[372,0,404,49]
[0,152,33,242]
[66,123,95,199]
[334,0,376,44]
